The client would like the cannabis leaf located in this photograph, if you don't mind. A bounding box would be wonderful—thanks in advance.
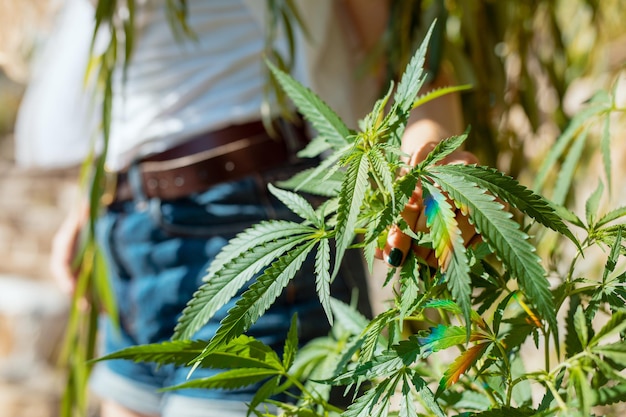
[436,164,578,247]
[438,342,491,393]
[422,181,472,328]
[267,60,350,150]
[174,221,316,340]
[202,239,317,353]
[333,151,370,278]
[429,171,557,336]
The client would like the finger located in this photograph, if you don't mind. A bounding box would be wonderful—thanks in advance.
[407,141,438,168]
[456,209,478,246]
[50,203,88,294]
[438,150,480,166]
[383,185,423,267]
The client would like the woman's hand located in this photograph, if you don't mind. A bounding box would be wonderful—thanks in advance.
[380,68,479,268]
[50,200,89,294]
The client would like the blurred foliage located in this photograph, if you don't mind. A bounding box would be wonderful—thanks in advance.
[386,0,626,180]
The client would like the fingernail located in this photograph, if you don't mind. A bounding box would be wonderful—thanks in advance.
[387,248,404,267]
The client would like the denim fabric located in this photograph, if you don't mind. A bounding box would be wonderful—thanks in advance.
[90,167,370,416]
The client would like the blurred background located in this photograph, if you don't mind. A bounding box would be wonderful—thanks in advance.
[0,1,77,416]
[0,0,624,416]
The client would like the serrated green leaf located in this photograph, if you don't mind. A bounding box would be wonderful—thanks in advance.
[366,169,417,244]
[493,292,517,336]
[368,146,395,196]
[393,22,434,114]
[417,130,469,169]
[424,299,462,314]
[436,164,579,247]
[334,151,370,279]
[174,224,314,340]
[329,297,370,336]
[167,368,280,391]
[341,378,394,417]
[267,60,350,150]
[593,342,626,367]
[585,180,604,227]
[597,206,626,228]
[314,239,333,324]
[399,379,419,417]
[593,382,626,406]
[604,227,622,282]
[412,84,473,109]
[297,135,332,158]
[203,240,317,353]
[277,168,344,197]
[601,113,612,192]
[331,352,404,385]
[359,309,396,364]
[268,184,318,225]
[283,314,299,371]
[410,372,445,417]
[574,305,589,349]
[565,294,584,357]
[418,325,485,355]
[438,342,491,392]
[206,220,314,281]
[292,143,351,193]
[551,125,589,206]
[571,365,593,416]
[249,376,280,411]
[430,171,557,337]
[97,339,207,367]
[589,311,626,347]
[423,181,472,329]
[551,202,585,228]
[98,335,282,371]
[398,255,421,322]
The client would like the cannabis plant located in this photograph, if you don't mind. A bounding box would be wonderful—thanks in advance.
[98,24,626,417]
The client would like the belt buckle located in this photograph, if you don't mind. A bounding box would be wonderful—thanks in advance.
[100,169,118,206]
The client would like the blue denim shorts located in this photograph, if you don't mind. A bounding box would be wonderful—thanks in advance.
[90,165,370,416]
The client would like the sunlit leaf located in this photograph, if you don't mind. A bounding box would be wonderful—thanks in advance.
[268,184,319,225]
[418,325,487,355]
[593,342,626,368]
[438,342,491,392]
[167,368,280,391]
[412,84,474,109]
[585,180,604,227]
[174,224,314,340]
[437,164,579,247]
[283,314,299,370]
[334,151,369,279]
[315,238,332,324]
[203,240,317,353]
[551,125,588,206]
[430,172,557,337]
[423,181,471,327]
[589,311,626,347]
[267,60,350,150]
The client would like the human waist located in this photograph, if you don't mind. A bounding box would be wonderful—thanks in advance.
[102,117,309,205]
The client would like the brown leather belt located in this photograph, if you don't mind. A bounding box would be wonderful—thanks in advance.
[102,119,308,204]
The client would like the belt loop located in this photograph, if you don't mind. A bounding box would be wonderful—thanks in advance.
[128,162,148,210]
